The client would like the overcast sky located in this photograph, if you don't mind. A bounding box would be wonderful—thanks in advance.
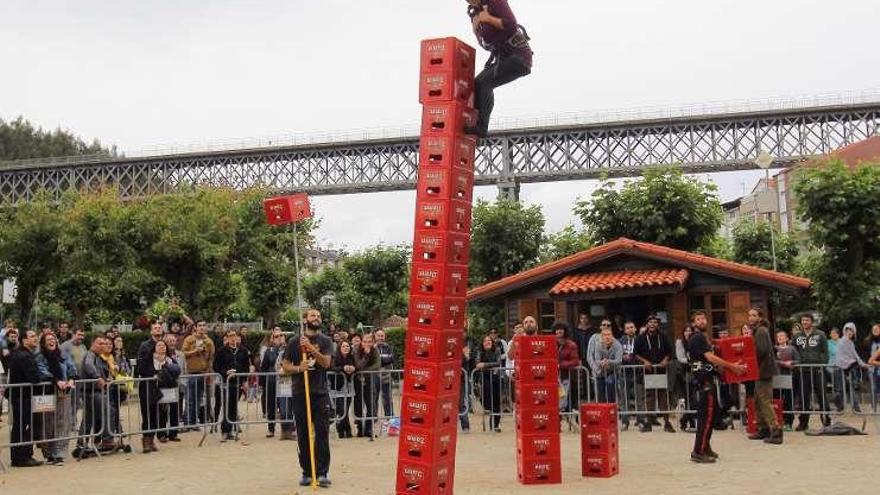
[2,1,878,251]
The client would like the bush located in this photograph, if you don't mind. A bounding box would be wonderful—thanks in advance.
[383,327,405,369]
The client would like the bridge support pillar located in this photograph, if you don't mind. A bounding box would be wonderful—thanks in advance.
[496,179,520,202]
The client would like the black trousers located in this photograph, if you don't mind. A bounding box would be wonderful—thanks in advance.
[158,398,181,439]
[262,380,278,433]
[797,367,829,426]
[693,382,719,456]
[139,384,160,439]
[480,371,502,429]
[473,52,531,134]
[354,378,376,437]
[10,393,34,463]
[292,393,331,478]
[334,394,352,437]
[222,382,239,434]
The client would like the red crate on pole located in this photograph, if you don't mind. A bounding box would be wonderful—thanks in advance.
[262,193,313,225]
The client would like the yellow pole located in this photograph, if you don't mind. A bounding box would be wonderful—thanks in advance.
[302,351,318,490]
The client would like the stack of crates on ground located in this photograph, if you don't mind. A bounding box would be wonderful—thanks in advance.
[580,403,620,478]
[396,37,476,495]
[513,335,562,485]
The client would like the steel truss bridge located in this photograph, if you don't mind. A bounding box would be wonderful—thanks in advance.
[1,100,878,203]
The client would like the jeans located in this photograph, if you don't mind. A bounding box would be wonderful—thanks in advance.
[186,374,207,425]
[472,52,532,134]
[596,374,617,404]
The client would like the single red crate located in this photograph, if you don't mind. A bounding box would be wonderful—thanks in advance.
[581,426,618,453]
[262,193,312,225]
[420,37,475,81]
[515,383,559,410]
[408,296,466,331]
[580,403,618,429]
[398,425,457,463]
[716,337,760,383]
[405,329,463,364]
[421,101,478,137]
[410,262,468,298]
[515,408,561,435]
[419,71,473,104]
[396,459,455,495]
[403,361,461,397]
[416,166,474,203]
[419,135,477,171]
[582,452,619,478]
[516,433,561,459]
[514,360,559,386]
[400,393,459,431]
[412,230,471,265]
[516,456,562,485]
[511,335,558,362]
[414,199,473,234]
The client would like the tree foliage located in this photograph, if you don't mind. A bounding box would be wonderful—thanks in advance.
[795,160,880,328]
[574,166,723,252]
[470,199,545,285]
[731,220,799,273]
[539,225,594,263]
[0,116,114,161]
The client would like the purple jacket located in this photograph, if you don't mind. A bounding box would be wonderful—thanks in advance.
[471,0,531,61]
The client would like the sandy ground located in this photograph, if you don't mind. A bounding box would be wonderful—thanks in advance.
[1,411,878,495]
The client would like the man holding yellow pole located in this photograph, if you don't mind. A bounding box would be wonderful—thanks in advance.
[281,309,334,489]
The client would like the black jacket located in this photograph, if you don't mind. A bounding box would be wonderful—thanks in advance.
[5,347,40,401]
[214,345,251,385]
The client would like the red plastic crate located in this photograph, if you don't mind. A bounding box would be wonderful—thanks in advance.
[514,360,559,386]
[419,134,477,171]
[408,296,467,331]
[421,101,478,137]
[398,425,457,463]
[515,383,560,410]
[405,329,463,364]
[716,337,759,383]
[581,426,618,453]
[410,262,468,298]
[414,199,473,234]
[582,452,619,478]
[580,403,618,429]
[419,71,473,104]
[516,456,562,485]
[262,193,312,225]
[396,459,455,495]
[515,408,560,435]
[400,393,459,431]
[419,37,475,81]
[403,361,461,397]
[745,398,784,434]
[516,433,561,459]
[412,229,471,266]
[510,335,558,362]
[416,166,474,203]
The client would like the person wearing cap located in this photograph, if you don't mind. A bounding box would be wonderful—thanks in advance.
[463,0,533,139]
[633,314,675,432]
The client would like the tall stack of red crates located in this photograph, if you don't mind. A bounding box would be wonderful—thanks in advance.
[580,403,620,478]
[513,335,562,485]
[396,37,477,495]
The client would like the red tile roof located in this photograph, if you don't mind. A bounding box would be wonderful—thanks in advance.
[467,238,811,302]
[550,269,689,296]
[829,136,880,168]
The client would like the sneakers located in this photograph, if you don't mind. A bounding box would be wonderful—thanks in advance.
[748,428,770,440]
[318,476,332,488]
[690,452,716,464]
[299,477,313,487]
[705,449,719,460]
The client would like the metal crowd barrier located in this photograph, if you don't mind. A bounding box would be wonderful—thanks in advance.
[560,366,591,427]
[349,369,402,438]
[0,378,108,471]
[108,373,222,449]
[614,364,693,427]
[468,366,514,432]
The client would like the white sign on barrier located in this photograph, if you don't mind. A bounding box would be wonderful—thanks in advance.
[772,375,793,390]
[159,388,179,404]
[276,376,293,398]
[32,394,56,413]
[644,374,668,390]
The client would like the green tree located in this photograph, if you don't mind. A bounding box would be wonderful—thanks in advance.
[0,195,64,322]
[698,235,733,260]
[795,160,880,328]
[335,245,410,327]
[730,220,799,272]
[470,199,544,285]
[0,116,114,161]
[540,224,594,263]
[574,166,723,252]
